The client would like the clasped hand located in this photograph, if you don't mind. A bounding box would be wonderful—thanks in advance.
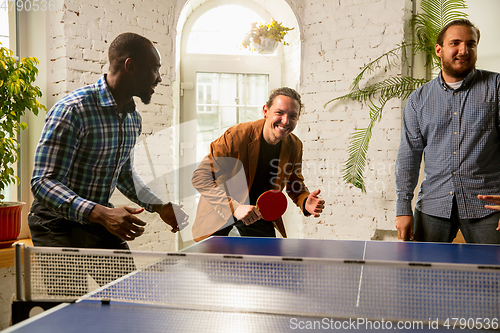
[155,202,189,233]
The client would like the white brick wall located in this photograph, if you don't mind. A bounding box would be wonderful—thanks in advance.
[297,0,405,240]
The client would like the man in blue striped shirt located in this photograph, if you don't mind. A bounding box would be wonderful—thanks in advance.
[29,33,187,250]
[395,19,500,244]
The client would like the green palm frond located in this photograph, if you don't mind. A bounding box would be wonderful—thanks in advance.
[419,0,467,26]
[324,44,412,107]
[349,44,407,93]
[343,123,373,193]
[328,76,429,107]
[325,0,468,192]
[376,77,430,106]
[342,100,385,192]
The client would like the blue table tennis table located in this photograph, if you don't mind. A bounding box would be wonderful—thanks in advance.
[181,236,500,265]
[3,237,500,333]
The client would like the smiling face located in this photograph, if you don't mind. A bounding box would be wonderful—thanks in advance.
[262,95,300,145]
[435,25,478,83]
[134,44,162,104]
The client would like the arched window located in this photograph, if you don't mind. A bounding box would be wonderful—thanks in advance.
[186,4,265,56]
[181,3,282,160]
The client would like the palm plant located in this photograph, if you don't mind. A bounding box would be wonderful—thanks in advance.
[324,0,468,192]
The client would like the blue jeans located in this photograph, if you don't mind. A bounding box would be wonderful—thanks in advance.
[414,198,500,244]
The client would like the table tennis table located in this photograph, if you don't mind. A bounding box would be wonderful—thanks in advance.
[3,237,500,332]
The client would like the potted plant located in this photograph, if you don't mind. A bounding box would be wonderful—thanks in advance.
[0,43,45,245]
[324,0,468,192]
[242,19,294,54]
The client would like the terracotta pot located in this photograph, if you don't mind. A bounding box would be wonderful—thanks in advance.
[0,202,25,242]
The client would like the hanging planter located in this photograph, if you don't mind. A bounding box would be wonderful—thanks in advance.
[242,19,293,54]
[252,37,279,54]
[0,202,25,247]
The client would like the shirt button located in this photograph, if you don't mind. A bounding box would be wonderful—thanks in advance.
[454,132,457,135]
[454,112,457,115]
[450,191,453,195]
[453,151,457,154]
[454,92,457,95]
[453,172,456,175]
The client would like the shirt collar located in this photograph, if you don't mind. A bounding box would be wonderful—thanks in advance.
[97,74,136,114]
[437,69,477,90]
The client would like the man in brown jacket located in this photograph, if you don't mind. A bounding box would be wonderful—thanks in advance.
[191,87,324,241]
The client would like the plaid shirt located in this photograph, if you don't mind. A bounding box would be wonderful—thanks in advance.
[396,69,500,219]
[31,75,162,223]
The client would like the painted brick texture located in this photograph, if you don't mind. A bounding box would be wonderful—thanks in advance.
[297,0,405,240]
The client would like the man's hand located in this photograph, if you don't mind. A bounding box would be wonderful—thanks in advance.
[395,215,414,241]
[154,203,189,233]
[234,205,262,225]
[305,189,325,217]
[89,205,146,241]
[477,195,500,231]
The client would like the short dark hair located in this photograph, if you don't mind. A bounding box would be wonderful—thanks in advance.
[108,32,154,72]
[266,87,304,116]
[436,19,480,46]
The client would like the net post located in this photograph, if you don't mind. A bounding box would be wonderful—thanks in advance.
[24,245,32,301]
[15,243,24,301]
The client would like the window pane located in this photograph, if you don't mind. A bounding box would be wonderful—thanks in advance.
[0,8,9,49]
[186,5,264,55]
[0,8,11,201]
[240,106,262,123]
[195,72,268,161]
[0,36,9,49]
[242,75,269,105]
[0,184,12,202]
[0,9,8,34]
[221,106,237,128]
[196,108,218,162]
[219,74,237,105]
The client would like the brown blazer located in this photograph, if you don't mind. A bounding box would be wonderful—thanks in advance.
[191,118,310,241]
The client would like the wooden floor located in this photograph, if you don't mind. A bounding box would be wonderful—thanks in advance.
[0,239,33,268]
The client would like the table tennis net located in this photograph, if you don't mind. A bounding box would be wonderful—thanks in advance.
[23,246,499,324]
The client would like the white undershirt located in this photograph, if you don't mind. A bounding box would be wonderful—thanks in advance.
[446,80,463,90]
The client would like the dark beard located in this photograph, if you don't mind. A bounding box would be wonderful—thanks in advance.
[442,59,475,80]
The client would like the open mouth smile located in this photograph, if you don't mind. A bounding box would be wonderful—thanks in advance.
[276,125,289,133]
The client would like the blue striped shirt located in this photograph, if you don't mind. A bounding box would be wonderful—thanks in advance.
[396,69,500,219]
[31,75,162,223]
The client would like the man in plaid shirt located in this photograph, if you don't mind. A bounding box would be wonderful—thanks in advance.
[29,33,187,249]
[395,19,500,244]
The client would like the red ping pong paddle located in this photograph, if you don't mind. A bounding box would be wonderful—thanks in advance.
[256,190,287,221]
